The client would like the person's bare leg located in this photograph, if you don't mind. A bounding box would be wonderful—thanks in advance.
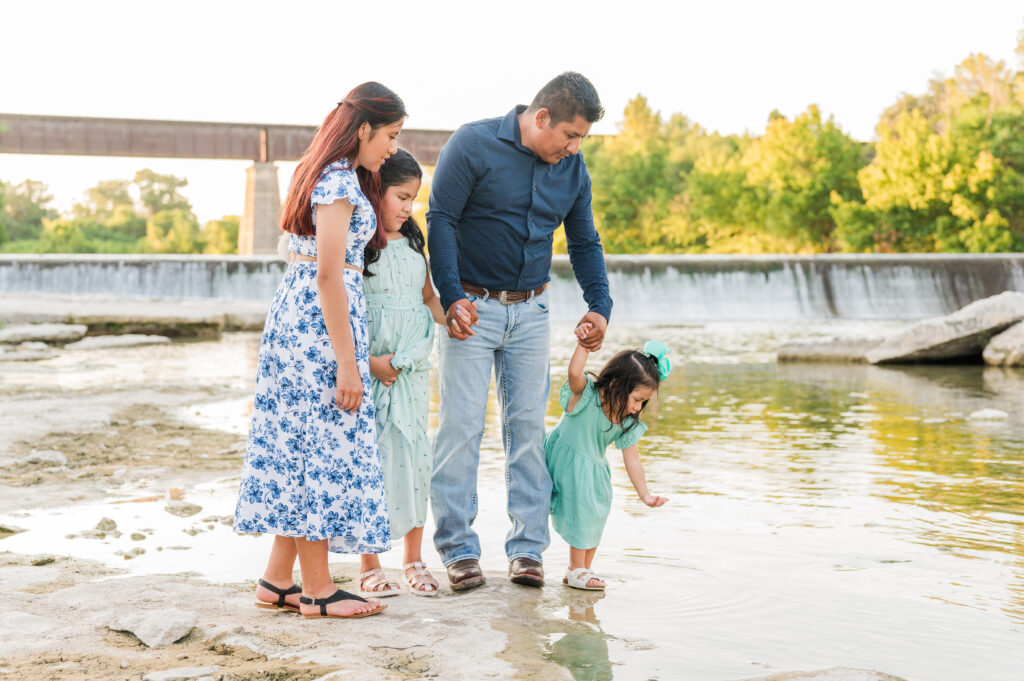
[569,546,604,588]
[255,535,301,609]
[403,526,437,593]
[297,538,380,616]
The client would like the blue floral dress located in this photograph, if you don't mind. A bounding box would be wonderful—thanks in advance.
[234,158,391,554]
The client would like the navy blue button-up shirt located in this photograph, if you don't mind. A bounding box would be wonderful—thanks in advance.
[427,105,613,320]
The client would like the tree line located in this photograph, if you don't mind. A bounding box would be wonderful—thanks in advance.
[3,31,1023,255]
[0,170,238,254]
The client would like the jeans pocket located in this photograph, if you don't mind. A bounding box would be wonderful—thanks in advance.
[535,298,550,314]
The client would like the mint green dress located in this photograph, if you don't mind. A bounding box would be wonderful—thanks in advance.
[545,378,647,549]
[363,237,435,539]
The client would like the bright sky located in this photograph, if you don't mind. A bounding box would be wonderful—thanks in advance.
[1,0,1021,223]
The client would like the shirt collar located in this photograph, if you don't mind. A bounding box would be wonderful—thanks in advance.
[498,105,531,154]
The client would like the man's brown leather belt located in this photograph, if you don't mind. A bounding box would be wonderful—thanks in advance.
[461,281,547,305]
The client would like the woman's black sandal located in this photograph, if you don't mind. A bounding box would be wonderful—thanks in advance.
[299,589,386,619]
[254,579,302,613]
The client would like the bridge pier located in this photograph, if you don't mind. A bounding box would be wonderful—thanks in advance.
[238,161,281,255]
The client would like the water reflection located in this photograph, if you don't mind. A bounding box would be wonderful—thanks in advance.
[547,591,614,681]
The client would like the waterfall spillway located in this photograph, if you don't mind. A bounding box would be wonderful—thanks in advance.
[3,253,1023,322]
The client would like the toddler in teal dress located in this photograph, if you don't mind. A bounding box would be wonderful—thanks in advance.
[356,150,449,597]
[545,330,671,590]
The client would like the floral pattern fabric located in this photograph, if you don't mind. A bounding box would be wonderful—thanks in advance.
[235,158,391,554]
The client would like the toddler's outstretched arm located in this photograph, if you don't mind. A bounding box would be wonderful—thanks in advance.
[567,324,593,397]
[622,445,668,507]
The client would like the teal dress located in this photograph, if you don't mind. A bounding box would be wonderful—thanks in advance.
[545,378,647,550]
[363,237,435,539]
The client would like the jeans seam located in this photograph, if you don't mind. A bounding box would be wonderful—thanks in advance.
[443,552,481,567]
[508,551,543,562]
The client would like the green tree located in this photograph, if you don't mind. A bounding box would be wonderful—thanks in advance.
[73,179,134,222]
[740,105,867,252]
[201,215,239,254]
[134,169,191,218]
[0,179,58,241]
[144,208,203,253]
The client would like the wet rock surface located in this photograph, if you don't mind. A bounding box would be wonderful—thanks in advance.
[866,291,1024,364]
[983,321,1024,366]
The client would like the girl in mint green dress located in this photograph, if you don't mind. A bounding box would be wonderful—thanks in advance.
[545,333,671,590]
[357,150,447,598]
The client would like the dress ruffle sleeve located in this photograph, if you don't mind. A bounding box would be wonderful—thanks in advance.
[615,419,647,450]
[558,377,596,413]
[311,168,361,207]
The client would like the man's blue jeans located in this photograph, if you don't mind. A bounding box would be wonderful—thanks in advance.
[430,288,552,565]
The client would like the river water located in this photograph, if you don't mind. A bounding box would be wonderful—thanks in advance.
[2,321,1023,680]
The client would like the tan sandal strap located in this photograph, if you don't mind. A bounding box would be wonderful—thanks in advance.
[360,569,398,591]
[404,563,438,589]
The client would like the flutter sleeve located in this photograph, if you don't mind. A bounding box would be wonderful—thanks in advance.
[558,377,596,413]
[311,168,361,208]
[615,419,647,450]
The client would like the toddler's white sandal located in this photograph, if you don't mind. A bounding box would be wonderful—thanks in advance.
[562,567,605,590]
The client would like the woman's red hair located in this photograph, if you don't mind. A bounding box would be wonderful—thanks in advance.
[280,82,406,253]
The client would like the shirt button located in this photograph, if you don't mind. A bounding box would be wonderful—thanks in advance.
[533,185,537,191]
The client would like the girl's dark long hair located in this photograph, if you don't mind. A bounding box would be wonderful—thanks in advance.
[589,349,661,434]
[280,81,406,255]
[364,148,425,275]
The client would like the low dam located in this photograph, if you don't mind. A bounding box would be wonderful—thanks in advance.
[3,253,1022,322]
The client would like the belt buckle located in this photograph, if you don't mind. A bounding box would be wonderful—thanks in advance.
[498,290,509,305]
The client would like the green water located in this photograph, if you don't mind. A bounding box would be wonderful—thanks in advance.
[2,321,1022,680]
[535,323,1024,680]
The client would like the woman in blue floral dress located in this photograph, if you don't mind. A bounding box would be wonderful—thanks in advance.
[234,82,406,619]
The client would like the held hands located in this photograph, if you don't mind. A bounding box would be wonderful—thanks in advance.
[574,311,607,351]
[335,361,364,412]
[369,354,401,386]
[445,299,479,340]
[641,493,668,508]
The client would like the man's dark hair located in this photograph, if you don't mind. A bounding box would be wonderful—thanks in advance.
[528,72,605,125]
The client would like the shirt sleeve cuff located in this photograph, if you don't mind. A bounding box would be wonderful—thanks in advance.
[589,299,613,322]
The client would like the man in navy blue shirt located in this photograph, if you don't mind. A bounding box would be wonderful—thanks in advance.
[428,72,612,591]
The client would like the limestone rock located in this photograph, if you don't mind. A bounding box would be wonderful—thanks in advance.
[165,501,202,517]
[969,408,1009,420]
[65,334,171,350]
[0,344,58,361]
[25,449,67,465]
[983,321,1024,366]
[867,291,1024,364]
[734,667,907,680]
[108,608,197,648]
[777,337,881,363]
[141,665,219,681]
[0,323,87,344]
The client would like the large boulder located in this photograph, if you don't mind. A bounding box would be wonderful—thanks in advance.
[983,321,1024,367]
[866,291,1024,364]
[777,337,882,363]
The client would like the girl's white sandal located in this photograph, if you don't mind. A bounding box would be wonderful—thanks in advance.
[358,568,402,598]
[402,561,440,597]
[563,567,606,590]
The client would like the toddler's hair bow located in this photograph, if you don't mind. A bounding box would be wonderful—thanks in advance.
[643,340,672,381]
